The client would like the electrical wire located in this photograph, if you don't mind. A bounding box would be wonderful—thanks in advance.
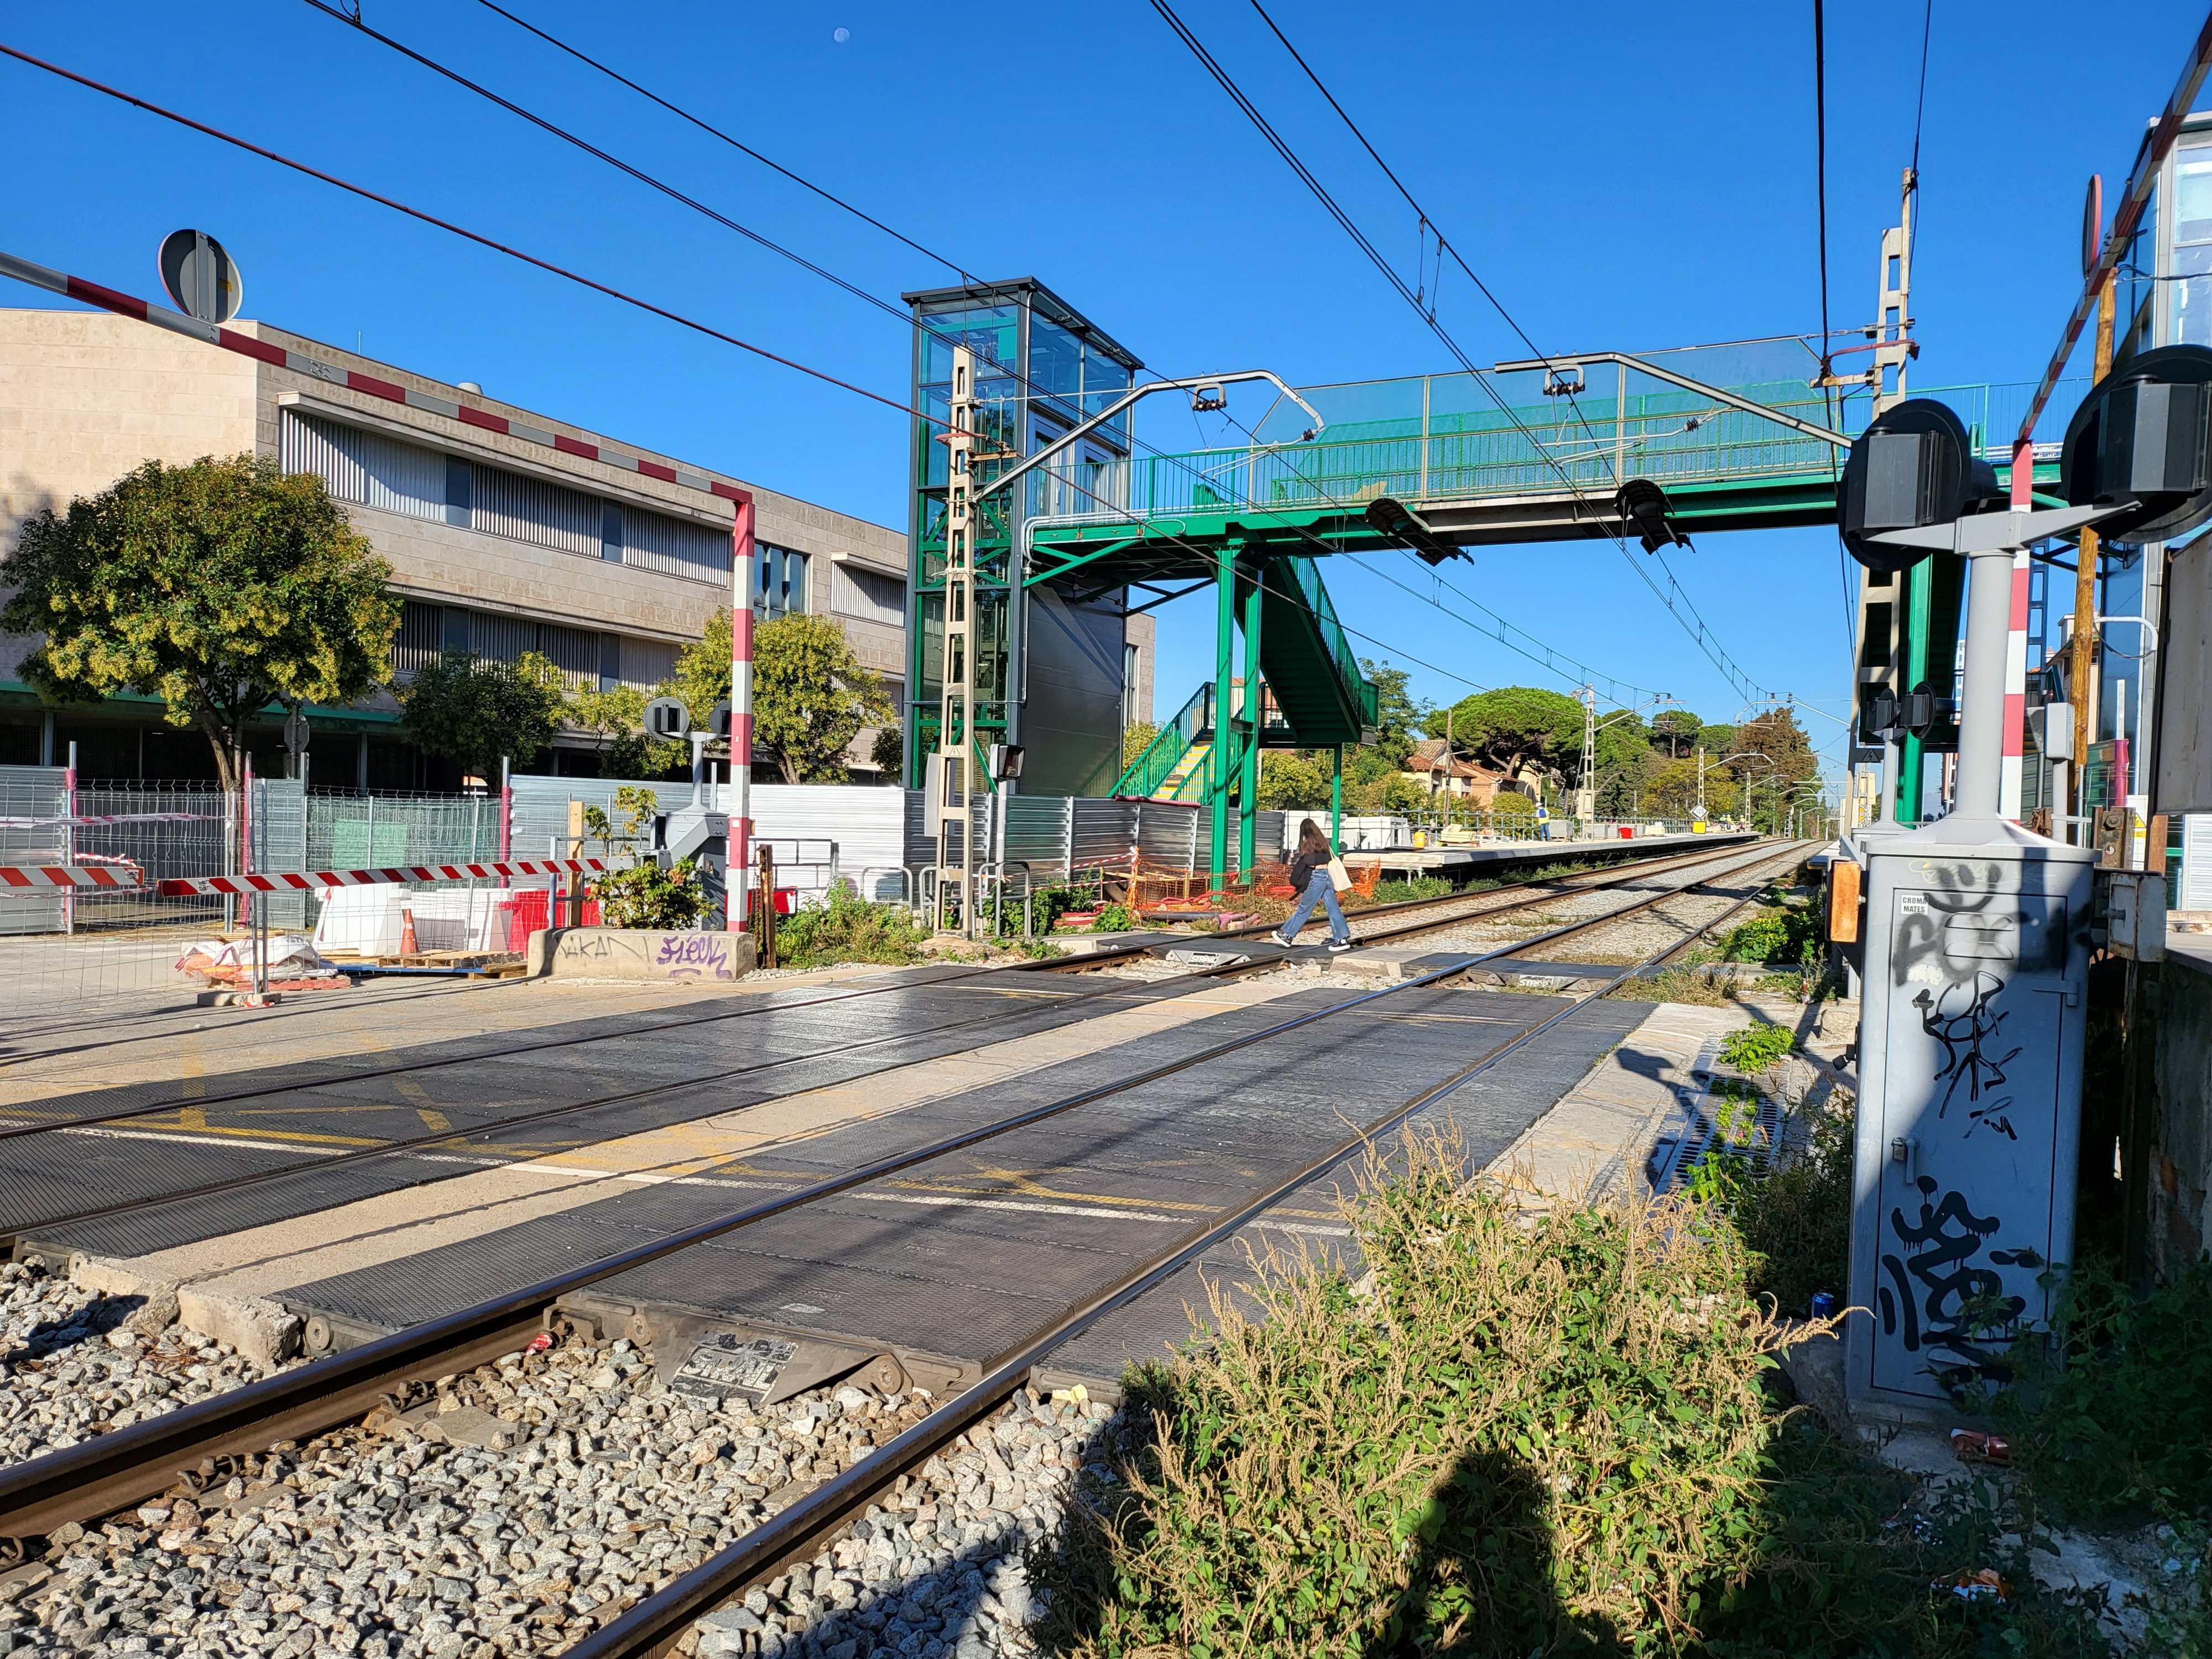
[1157,0,1780,707]
[0,42,1500,719]
[0,41,921,422]
[469,0,983,286]
[293,1,1660,706]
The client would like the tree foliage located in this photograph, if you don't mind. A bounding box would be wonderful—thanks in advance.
[1440,686,1585,781]
[1258,750,1331,811]
[671,611,891,784]
[1121,720,1160,774]
[567,683,683,780]
[1360,659,1431,767]
[1,455,398,794]
[1650,707,1704,758]
[401,649,567,778]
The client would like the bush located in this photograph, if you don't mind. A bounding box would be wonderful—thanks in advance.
[1986,1259,2212,1527]
[1720,896,1823,966]
[1709,1092,1855,1318]
[589,859,707,930]
[1491,789,1538,817]
[1038,1129,1782,1656]
[774,881,929,968]
[1039,1119,2116,1659]
[1092,902,1139,932]
[1370,875,1454,904]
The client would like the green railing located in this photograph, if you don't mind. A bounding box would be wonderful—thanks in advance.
[1046,371,2089,528]
[1114,682,1212,798]
[1281,555,1381,729]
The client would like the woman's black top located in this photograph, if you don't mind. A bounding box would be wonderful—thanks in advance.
[1287,848,1329,893]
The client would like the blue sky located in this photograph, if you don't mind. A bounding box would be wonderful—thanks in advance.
[2,1,2200,782]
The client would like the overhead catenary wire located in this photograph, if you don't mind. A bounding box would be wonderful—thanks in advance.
[1155,0,1781,707]
[285,2,1652,705]
[0,43,1480,703]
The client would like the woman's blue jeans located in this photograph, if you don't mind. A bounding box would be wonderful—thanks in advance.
[1282,869,1349,944]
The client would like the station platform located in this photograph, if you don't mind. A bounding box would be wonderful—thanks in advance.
[1352,828,1754,879]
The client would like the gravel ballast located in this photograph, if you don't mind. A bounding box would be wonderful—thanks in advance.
[0,1261,284,1474]
[0,1322,1110,1659]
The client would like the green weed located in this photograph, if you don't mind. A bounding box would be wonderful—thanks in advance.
[1719,1023,1794,1074]
[772,882,929,968]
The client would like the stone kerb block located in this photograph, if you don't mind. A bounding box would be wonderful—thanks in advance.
[528,926,758,983]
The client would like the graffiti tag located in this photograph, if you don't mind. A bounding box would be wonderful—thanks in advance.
[1879,1175,2026,1387]
[1913,969,2022,1117]
[655,933,732,979]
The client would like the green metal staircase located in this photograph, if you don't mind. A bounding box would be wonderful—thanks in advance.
[1113,555,1376,803]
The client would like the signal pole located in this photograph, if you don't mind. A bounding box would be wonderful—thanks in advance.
[1574,685,1597,827]
[934,346,978,935]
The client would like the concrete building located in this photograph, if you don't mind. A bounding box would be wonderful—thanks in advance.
[0,307,926,787]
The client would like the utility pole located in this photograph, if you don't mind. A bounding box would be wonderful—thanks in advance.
[1838,170,1919,825]
[1694,744,1706,823]
[2067,263,2116,844]
[1574,684,1597,827]
[934,345,977,935]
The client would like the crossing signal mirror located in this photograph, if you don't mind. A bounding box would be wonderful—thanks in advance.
[2062,345,2212,545]
[643,696,690,740]
[707,700,731,739]
[1838,398,2004,573]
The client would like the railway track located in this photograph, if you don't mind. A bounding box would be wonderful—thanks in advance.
[0,838,1807,1657]
[0,836,1779,1253]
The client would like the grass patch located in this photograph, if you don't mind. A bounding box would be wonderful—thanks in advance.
[1609,966,1731,1006]
[1037,1121,2126,1657]
[771,883,930,968]
[1720,887,1825,966]
[1370,875,1456,904]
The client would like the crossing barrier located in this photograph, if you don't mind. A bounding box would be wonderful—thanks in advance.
[156,858,607,897]
[0,862,144,889]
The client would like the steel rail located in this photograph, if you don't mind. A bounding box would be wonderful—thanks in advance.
[1,838,1778,1253]
[564,841,1814,1659]
[0,842,1787,1543]
[0,837,1751,1141]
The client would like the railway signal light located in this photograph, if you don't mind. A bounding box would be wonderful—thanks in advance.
[2060,343,2212,545]
[1838,398,2004,573]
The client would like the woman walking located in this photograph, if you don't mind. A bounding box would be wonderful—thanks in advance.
[1271,817,1353,952]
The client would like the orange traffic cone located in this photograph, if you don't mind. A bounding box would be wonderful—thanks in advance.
[399,905,420,957]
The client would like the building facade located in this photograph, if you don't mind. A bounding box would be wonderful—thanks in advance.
[0,307,916,786]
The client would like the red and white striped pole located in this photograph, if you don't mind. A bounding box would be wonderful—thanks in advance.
[729,491,755,939]
[60,740,76,936]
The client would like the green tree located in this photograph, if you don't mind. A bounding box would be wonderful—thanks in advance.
[1646,755,1740,819]
[1439,686,1584,781]
[870,721,904,782]
[1359,659,1431,766]
[1651,708,1704,759]
[401,649,567,778]
[1121,719,1160,774]
[566,683,682,780]
[1726,708,1818,831]
[671,611,891,784]
[1,454,399,795]
[1258,749,1330,811]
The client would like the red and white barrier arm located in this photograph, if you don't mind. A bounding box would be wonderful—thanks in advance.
[156,858,607,898]
[0,250,748,508]
[0,865,143,890]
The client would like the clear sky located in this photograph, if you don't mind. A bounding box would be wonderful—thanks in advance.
[2,1,2200,785]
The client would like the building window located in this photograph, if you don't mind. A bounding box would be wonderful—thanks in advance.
[282,410,732,585]
[393,600,445,679]
[832,560,905,625]
[757,545,808,620]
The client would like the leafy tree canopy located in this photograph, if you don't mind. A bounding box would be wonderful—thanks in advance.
[1439,686,1585,780]
[567,683,682,780]
[1,455,398,794]
[1360,659,1431,768]
[401,649,566,778]
[1727,708,1819,785]
[1645,755,1740,819]
[672,611,892,784]
[1650,708,1704,757]
[1258,749,1331,811]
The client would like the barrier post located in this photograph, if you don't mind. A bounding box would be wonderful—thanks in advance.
[61,740,76,936]
[729,491,755,939]
[499,755,512,860]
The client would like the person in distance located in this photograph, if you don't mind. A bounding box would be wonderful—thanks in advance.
[1270,816,1353,953]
